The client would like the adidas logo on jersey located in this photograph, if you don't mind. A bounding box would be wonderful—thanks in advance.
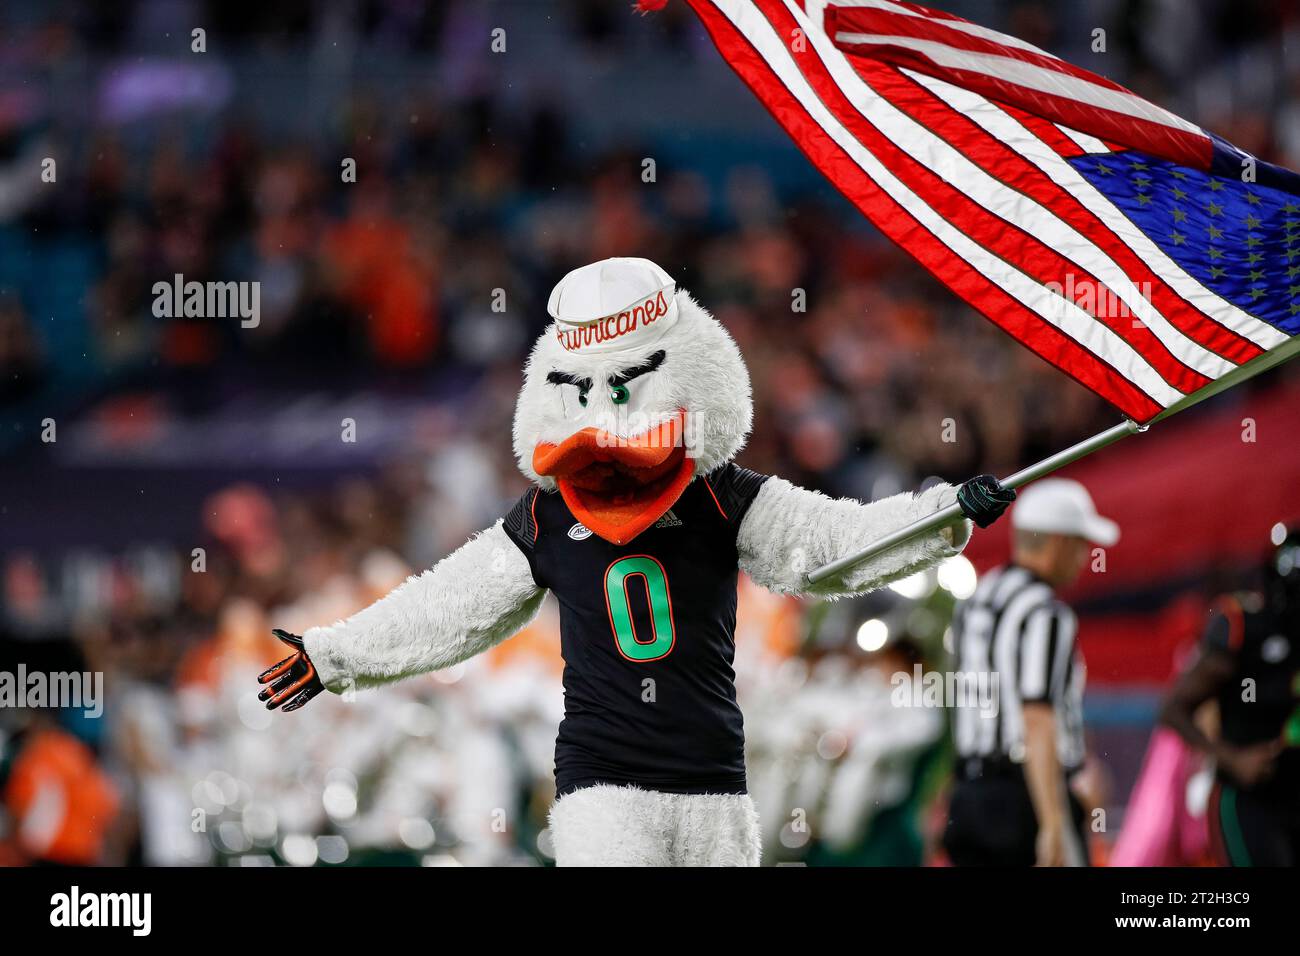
[654,509,683,529]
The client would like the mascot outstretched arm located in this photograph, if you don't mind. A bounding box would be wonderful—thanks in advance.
[299,524,545,693]
[262,258,1013,865]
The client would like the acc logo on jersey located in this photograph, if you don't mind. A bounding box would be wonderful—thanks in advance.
[567,523,594,541]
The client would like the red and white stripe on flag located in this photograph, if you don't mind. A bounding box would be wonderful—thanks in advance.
[677,0,1289,423]
[823,0,1212,169]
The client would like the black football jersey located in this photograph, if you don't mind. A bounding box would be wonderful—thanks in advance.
[1205,595,1300,802]
[502,462,768,796]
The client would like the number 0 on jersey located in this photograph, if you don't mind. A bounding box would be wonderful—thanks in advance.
[604,555,677,661]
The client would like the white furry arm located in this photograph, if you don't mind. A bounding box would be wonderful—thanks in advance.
[737,479,973,598]
[302,521,546,693]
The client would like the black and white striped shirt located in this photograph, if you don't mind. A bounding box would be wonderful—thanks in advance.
[951,565,1086,773]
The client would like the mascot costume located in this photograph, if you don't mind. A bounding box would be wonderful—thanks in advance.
[258,257,1015,866]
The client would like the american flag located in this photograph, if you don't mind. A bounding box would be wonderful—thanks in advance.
[661,0,1300,423]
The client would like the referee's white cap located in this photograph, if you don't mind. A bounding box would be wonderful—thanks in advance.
[1011,478,1119,547]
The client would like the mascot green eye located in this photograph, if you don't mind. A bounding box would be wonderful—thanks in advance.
[610,384,631,405]
[578,389,589,407]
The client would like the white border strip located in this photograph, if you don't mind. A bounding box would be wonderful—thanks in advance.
[1055,122,1110,155]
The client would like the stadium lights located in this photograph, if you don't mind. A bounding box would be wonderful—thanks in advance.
[322,781,358,820]
[856,618,889,652]
[398,818,436,851]
[280,834,318,867]
[888,569,936,600]
[937,556,978,599]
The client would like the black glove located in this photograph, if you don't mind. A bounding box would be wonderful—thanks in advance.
[257,629,325,712]
[956,474,1016,529]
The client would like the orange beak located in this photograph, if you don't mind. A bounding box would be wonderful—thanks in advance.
[532,411,693,545]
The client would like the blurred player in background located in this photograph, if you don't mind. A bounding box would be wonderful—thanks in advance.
[0,710,120,866]
[944,480,1119,867]
[1158,525,1300,867]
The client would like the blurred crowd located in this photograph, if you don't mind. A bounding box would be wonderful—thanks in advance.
[3,0,1300,865]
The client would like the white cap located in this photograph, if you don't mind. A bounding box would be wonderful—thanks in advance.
[547,257,679,354]
[1011,478,1119,547]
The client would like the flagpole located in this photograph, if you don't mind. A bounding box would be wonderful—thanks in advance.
[805,419,1141,584]
[805,336,1300,586]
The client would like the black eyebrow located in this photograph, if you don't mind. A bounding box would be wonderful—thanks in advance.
[608,350,666,387]
[546,370,592,390]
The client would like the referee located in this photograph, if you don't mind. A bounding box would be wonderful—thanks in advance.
[943,479,1119,867]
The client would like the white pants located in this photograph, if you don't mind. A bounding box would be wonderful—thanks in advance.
[549,784,761,866]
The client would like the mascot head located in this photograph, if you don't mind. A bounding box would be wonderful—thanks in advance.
[513,257,753,545]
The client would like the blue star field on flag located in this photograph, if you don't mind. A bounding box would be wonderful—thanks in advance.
[1074,151,1300,335]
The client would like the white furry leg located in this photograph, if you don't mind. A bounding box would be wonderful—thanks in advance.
[676,792,761,866]
[548,784,761,867]
[549,785,674,866]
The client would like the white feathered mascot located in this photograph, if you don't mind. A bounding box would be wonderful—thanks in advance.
[257,257,1015,866]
